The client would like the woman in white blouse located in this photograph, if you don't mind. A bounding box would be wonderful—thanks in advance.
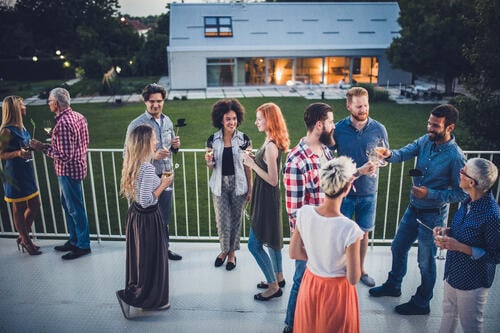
[116,125,173,319]
[290,156,363,333]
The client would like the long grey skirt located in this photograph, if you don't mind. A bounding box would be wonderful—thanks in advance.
[118,202,169,308]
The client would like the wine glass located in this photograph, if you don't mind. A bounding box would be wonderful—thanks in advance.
[206,147,215,166]
[43,120,53,142]
[373,140,388,167]
[436,227,450,260]
[20,139,32,163]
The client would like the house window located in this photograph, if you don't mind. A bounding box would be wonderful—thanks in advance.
[204,16,233,37]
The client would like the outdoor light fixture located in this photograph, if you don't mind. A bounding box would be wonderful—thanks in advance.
[32,56,38,62]
[115,66,122,74]
[59,55,65,59]
[56,50,61,56]
[63,61,71,68]
[129,60,133,65]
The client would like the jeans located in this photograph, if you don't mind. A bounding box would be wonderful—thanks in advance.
[284,259,307,327]
[158,187,172,247]
[386,205,448,308]
[248,228,282,283]
[340,194,377,231]
[58,176,90,249]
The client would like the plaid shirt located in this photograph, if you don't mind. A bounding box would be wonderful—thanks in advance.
[46,107,89,180]
[283,138,333,231]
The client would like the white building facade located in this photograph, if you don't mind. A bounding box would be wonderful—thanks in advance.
[167,2,411,90]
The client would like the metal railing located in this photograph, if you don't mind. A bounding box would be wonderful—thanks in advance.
[1,149,499,243]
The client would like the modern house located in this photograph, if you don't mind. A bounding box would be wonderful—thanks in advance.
[167,1,411,90]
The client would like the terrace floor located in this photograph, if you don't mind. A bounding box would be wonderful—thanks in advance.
[0,238,498,333]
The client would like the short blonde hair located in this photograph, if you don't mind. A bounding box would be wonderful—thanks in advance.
[320,156,357,198]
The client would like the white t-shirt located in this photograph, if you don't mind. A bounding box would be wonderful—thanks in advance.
[296,205,363,278]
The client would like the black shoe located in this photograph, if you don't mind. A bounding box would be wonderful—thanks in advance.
[61,247,91,260]
[254,288,283,301]
[168,250,182,261]
[116,290,130,319]
[226,257,236,271]
[369,283,401,297]
[214,253,227,267]
[54,241,77,252]
[257,280,286,289]
[395,301,430,315]
[283,326,293,333]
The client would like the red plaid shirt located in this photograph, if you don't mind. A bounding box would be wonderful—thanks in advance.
[283,138,333,231]
[46,107,89,180]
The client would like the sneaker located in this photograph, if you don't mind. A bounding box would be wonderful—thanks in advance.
[360,274,375,287]
[168,250,182,261]
[395,301,430,315]
[369,283,401,297]
[283,326,293,333]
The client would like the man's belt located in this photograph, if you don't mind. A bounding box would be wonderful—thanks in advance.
[409,204,444,214]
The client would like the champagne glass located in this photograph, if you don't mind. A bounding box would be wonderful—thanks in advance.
[206,147,215,166]
[374,140,388,167]
[43,120,53,142]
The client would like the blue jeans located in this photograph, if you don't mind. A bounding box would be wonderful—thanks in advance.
[386,205,448,308]
[284,259,307,327]
[340,194,377,231]
[58,176,90,249]
[248,228,282,283]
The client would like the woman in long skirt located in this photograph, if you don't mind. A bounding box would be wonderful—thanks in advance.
[116,124,173,319]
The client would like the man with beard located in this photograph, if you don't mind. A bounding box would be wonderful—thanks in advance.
[369,104,467,316]
[282,102,374,333]
[333,87,389,288]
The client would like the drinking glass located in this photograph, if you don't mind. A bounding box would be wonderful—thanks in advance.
[43,120,53,142]
[436,227,450,260]
[20,139,32,163]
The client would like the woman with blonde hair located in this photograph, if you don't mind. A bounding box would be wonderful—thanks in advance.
[116,124,173,319]
[0,96,41,255]
[290,156,363,332]
[242,102,290,301]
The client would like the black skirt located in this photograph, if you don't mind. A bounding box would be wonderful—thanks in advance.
[119,202,169,308]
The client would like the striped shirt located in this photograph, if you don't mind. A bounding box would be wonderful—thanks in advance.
[135,162,160,208]
[46,107,89,180]
[283,138,334,231]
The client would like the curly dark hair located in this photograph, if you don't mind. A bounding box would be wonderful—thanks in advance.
[141,83,166,101]
[210,99,246,129]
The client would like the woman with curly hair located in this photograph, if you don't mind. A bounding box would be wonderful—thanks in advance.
[116,124,173,319]
[0,96,41,255]
[242,102,290,301]
[205,99,252,271]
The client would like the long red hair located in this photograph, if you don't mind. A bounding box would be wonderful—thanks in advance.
[257,103,290,151]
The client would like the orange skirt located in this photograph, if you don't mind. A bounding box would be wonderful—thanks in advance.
[294,268,359,333]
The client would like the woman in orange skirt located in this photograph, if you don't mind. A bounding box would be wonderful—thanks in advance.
[290,156,364,333]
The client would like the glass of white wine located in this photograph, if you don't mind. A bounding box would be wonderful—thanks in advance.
[43,120,53,142]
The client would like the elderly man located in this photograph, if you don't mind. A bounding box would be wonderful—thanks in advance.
[31,88,91,260]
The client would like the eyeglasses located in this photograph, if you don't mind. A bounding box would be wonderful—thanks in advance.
[459,168,478,185]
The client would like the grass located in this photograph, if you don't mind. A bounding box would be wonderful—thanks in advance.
[1,78,483,240]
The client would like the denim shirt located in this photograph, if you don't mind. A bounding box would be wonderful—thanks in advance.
[124,111,177,175]
[333,117,389,196]
[208,129,250,196]
[387,134,467,209]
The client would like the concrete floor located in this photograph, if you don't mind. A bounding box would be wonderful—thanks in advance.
[0,238,498,333]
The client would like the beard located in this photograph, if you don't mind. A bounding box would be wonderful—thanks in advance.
[428,130,446,142]
[351,112,368,122]
[319,128,334,146]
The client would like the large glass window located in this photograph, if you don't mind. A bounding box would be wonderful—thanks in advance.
[267,58,293,85]
[204,17,233,37]
[295,58,323,85]
[207,58,234,87]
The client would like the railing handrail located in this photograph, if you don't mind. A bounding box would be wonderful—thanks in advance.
[1,149,499,243]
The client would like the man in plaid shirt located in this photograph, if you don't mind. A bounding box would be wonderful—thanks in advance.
[31,88,90,260]
[282,102,335,333]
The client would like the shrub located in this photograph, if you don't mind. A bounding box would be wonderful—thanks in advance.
[353,83,390,102]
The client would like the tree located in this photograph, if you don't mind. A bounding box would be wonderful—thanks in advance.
[386,0,473,95]
[462,0,500,93]
[133,13,169,76]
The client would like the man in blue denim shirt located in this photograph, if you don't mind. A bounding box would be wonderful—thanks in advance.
[124,83,182,261]
[369,104,467,315]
